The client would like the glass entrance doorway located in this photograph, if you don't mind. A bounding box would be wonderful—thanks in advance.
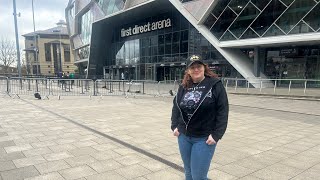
[156,66,185,81]
[145,64,154,81]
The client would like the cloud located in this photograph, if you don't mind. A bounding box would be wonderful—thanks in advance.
[0,0,69,49]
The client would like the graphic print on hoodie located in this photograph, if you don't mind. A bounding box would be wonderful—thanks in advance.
[179,84,206,119]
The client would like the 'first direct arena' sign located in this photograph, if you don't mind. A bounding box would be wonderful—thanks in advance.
[121,18,172,38]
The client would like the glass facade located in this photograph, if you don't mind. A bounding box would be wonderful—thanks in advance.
[67,2,75,34]
[105,10,236,81]
[77,46,90,59]
[79,10,94,45]
[96,0,125,15]
[205,0,320,41]
[265,46,320,80]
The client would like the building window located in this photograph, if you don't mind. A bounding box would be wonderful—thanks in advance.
[79,10,94,45]
[96,0,125,16]
[63,44,70,62]
[45,43,51,61]
[77,46,90,59]
[48,71,51,74]
[206,0,320,41]
[67,66,69,68]
[32,65,41,75]
[48,65,50,68]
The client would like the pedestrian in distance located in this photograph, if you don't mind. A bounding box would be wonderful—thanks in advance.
[171,55,229,180]
[121,72,125,80]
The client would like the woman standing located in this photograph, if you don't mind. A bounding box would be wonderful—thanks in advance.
[171,55,229,180]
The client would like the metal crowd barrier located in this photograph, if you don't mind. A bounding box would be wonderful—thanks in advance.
[156,80,179,97]
[8,77,49,96]
[223,78,320,97]
[95,80,129,96]
[3,77,320,99]
[0,76,9,96]
[47,79,94,97]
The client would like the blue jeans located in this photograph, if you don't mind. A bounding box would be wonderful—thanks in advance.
[178,134,216,180]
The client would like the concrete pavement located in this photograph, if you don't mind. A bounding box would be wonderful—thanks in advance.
[0,94,320,180]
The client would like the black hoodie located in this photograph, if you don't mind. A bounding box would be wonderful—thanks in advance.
[171,77,229,142]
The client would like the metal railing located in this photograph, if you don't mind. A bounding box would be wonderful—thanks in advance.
[1,77,320,99]
[223,78,320,97]
[0,77,179,98]
[0,76,9,96]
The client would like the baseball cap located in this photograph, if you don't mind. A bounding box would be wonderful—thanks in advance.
[187,55,205,67]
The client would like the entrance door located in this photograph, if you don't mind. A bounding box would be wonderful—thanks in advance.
[169,66,185,81]
[145,64,154,80]
[104,68,110,79]
[157,66,165,81]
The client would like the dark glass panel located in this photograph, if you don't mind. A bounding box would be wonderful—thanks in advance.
[229,0,250,14]
[172,11,181,31]
[143,38,150,48]
[229,3,260,38]
[165,33,172,44]
[211,7,237,39]
[276,0,315,33]
[281,0,294,6]
[165,44,172,54]
[158,55,164,63]
[204,13,217,29]
[150,36,158,46]
[145,46,150,57]
[251,0,286,36]
[181,30,188,41]
[173,32,180,42]
[172,43,180,54]
[304,3,320,31]
[129,40,134,63]
[251,0,270,10]
[134,39,139,58]
[212,0,232,17]
[164,13,173,33]
[158,35,164,45]
[141,47,145,57]
[289,22,314,34]
[145,56,150,63]
[159,45,164,55]
[220,30,237,41]
[180,42,188,53]
[151,46,158,56]
[181,16,189,30]
[240,28,259,39]
[263,24,285,37]
[151,56,157,63]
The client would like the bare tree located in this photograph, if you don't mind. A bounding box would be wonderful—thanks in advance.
[0,38,17,73]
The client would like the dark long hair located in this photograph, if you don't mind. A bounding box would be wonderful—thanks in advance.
[182,64,218,89]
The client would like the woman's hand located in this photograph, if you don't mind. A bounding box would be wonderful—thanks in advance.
[206,134,216,145]
[173,128,180,137]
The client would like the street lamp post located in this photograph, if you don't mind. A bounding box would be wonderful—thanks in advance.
[32,0,39,76]
[13,0,22,77]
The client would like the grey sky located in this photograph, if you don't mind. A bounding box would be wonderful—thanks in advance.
[0,0,69,49]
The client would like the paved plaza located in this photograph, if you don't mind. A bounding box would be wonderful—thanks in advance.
[0,94,320,180]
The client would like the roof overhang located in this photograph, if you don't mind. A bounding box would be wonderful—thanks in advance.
[219,33,320,48]
[74,58,88,64]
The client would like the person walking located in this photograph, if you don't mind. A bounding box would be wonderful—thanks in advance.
[171,55,229,180]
